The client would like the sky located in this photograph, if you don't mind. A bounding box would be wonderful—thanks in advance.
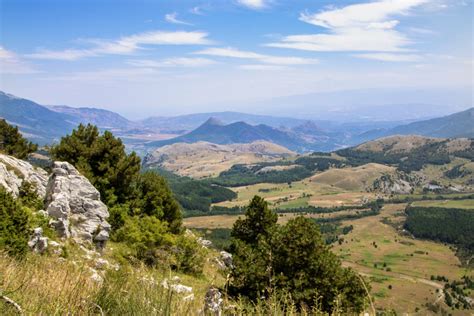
[0,0,472,119]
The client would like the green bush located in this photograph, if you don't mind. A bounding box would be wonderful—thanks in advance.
[0,119,37,159]
[132,171,182,233]
[173,234,206,275]
[113,215,205,274]
[113,215,173,265]
[0,187,30,258]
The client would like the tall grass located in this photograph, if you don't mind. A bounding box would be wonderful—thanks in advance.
[1,252,371,315]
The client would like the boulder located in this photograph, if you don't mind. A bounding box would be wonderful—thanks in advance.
[0,153,48,197]
[161,277,193,294]
[45,161,110,248]
[220,251,233,269]
[28,227,49,254]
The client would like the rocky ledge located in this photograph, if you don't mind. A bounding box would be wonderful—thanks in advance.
[0,155,110,248]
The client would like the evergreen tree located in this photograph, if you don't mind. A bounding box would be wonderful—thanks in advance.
[132,171,182,233]
[51,124,141,205]
[228,196,368,313]
[231,195,277,245]
[0,119,37,159]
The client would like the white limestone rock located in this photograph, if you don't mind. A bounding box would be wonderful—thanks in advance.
[0,153,48,197]
[45,161,110,247]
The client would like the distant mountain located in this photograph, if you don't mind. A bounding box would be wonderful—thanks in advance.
[147,117,314,152]
[0,91,76,143]
[51,105,134,130]
[359,108,474,141]
[387,108,474,138]
[2,91,471,153]
[139,111,308,132]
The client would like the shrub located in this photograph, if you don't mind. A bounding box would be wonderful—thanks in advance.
[173,234,206,275]
[113,215,173,265]
[0,187,30,258]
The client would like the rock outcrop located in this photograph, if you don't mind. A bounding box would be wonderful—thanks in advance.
[45,161,110,247]
[371,171,424,195]
[0,154,48,197]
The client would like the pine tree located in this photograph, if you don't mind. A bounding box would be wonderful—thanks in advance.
[0,119,37,159]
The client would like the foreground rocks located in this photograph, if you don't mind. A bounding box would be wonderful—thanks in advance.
[45,162,110,248]
[0,154,111,248]
[0,153,48,197]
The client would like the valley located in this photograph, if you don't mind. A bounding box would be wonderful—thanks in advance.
[2,2,473,314]
[1,92,473,315]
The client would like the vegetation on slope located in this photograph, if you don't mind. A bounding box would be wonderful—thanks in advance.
[209,156,345,187]
[404,206,474,263]
[337,136,473,172]
[0,119,37,159]
[151,168,237,214]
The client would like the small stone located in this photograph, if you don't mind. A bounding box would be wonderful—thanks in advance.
[205,287,223,315]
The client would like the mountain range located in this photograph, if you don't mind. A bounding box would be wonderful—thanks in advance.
[0,90,472,152]
[146,118,315,152]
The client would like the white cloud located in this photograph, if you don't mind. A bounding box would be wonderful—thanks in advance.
[190,6,204,15]
[266,0,428,52]
[195,47,318,65]
[26,30,212,61]
[237,0,269,10]
[354,53,422,62]
[128,57,216,68]
[0,46,38,74]
[165,12,193,25]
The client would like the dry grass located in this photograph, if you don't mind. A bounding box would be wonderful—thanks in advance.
[0,249,362,316]
[1,253,100,315]
[309,163,394,192]
[144,141,295,179]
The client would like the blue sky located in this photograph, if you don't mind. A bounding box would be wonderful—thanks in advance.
[0,0,472,118]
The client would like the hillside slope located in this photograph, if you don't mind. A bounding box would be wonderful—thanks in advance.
[51,105,134,129]
[143,140,295,178]
[388,107,474,138]
[0,91,76,143]
[359,108,474,141]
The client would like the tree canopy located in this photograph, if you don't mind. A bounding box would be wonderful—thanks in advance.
[51,124,141,206]
[0,119,37,159]
[228,195,368,313]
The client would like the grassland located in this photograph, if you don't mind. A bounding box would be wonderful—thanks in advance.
[411,199,474,209]
[334,204,473,314]
[214,178,376,209]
